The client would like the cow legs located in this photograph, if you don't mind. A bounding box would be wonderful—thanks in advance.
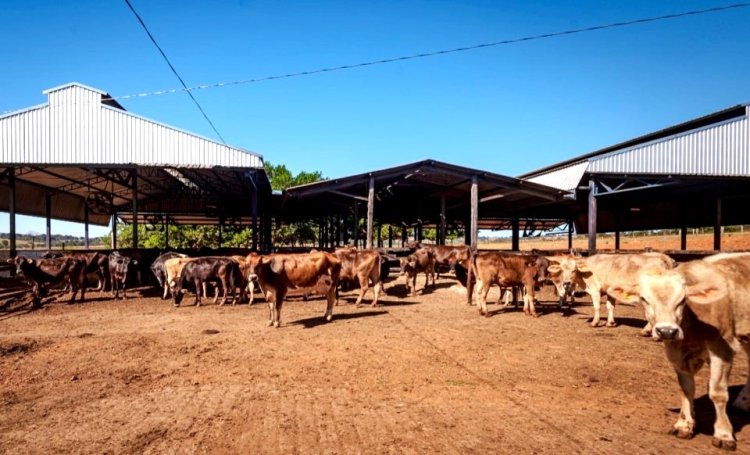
[733,343,750,411]
[194,278,203,306]
[218,276,230,305]
[477,281,490,317]
[273,289,286,328]
[670,370,696,440]
[604,296,616,327]
[354,275,371,307]
[523,284,538,317]
[640,321,653,337]
[370,281,382,307]
[707,351,736,450]
[324,284,336,322]
[590,292,602,327]
[162,281,170,299]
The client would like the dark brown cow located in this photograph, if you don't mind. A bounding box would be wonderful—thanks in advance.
[8,256,86,305]
[108,251,138,300]
[427,245,471,280]
[469,252,548,317]
[173,257,239,307]
[334,247,383,307]
[247,252,341,328]
[64,252,109,291]
[151,252,188,299]
[399,247,435,296]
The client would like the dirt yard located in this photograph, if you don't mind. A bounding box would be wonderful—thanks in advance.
[1,276,749,454]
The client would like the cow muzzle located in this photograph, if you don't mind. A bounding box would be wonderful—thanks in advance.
[653,325,682,341]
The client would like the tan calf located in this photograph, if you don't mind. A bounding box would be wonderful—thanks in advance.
[608,252,750,451]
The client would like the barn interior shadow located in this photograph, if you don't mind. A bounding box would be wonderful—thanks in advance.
[669,385,750,437]
[291,310,387,329]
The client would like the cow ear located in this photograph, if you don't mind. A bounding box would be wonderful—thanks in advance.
[607,284,641,304]
[685,281,727,306]
[269,258,285,274]
[547,264,561,275]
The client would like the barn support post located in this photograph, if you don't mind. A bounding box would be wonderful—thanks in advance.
[366,176,375,249]
[417,222,423,243]
[439,193,446,245]
[84,206,90,249]
[587,179,597,253]
[511,217,519,251]
[251,177,259,251]
[318,218,324,249]
[714,197,722,251]
[464,219,471,246]
[377,223,382,248]
[8,168,16,259]
[567,220,573,250]
[401,224,408,247]
[165,217,170,249]
[218,219,223,248]
[680,225,687,250]
[353,201,359,247]
[111,215,117,249]
[614,230,620,251]
[132,169,139,249]
[388,225,393,248]
[45,192,52,250]
[470,175,478,249]
[337,216,343,246]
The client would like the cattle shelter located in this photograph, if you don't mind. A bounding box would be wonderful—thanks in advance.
[0,83,273,255]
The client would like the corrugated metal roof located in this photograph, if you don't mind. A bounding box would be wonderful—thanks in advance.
[526,161,589,192]
[0,82,263,169]
[589,107,750,176]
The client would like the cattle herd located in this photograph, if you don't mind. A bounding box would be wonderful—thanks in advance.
[6,245,750,451]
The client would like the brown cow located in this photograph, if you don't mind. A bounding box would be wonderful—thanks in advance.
[399,247,435,296]
[427,245,471,280]
[9,256,86,305]
[247,251,341,328]
[64,252,109,291]
[334,247,383,307]
[546,252,675,328]
[173,257,239,307]
[469,252,547,317]
[608,253,750,451]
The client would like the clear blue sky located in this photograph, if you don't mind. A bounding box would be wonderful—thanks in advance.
[2,0,749,237]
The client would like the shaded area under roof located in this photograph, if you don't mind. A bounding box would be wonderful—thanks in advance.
[282,159,569,231]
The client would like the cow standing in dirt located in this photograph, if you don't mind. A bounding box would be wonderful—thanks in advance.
[109,251,138,300]
[9,256,86,305]
[399,247,435,296]
[334,247,383,307]
[546,252,674,328]
[469,252,548,317]
[608,253,750,451]
[151,252,188,299]
[173,257,239,307]
[426,245,471,280]
[247,251,341,328]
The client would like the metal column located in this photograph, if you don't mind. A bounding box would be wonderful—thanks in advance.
[587,179,597,253]
[680,226,687,250]
[353,202,359,247]
[111,215,117,249]
[470,175,478,249]
[511,217,519,251]
[132,169,139,249]
[439,193,446,245]
[714,197,722,251]
[45,192,52,250]
[84,206,90,249]
[366,176,375,249]
[567,221,573,250]
[8,169,16,258]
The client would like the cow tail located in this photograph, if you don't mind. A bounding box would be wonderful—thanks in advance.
[467,249,476,305]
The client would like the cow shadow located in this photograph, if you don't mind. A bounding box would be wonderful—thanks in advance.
[291,310,387,329]
[336,297,420,307]
[580,316,649,329]
[668,385,750,437]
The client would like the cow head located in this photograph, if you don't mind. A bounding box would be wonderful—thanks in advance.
[7,256,33,275]
[399,257,415,275]
[608,264,728,341]
[547,256,588,293]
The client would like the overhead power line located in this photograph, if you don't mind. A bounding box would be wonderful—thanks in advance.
[123,0,227,144]
[108,2,750,102]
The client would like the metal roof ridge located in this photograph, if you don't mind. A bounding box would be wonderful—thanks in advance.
[0,103,48,120]
[42,82,107,95]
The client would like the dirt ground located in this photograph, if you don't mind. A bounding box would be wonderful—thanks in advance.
[1,275,749,454]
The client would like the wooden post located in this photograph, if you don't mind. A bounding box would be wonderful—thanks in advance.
[511,217,519,251]
[439,193,446,245]
[614,230,620,251]
[111,215,117,249]
[251,179,259,251]
[218,220,223,248]
[45,192,52,250]
[401,224,408,247]
[587,179,597,253]
[714,197,722,251]
[353,201,359,246]
[132,169,139,249]
[388,225,393,248]
[366,176,375,249]
[8,169,16,258]
[680,225,687,250]
[567,220,573,250]
[377,223,382,248]
[84,206,90,249]
[470,175,478,249]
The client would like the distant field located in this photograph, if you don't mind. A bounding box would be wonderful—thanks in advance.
[480,231,750,252]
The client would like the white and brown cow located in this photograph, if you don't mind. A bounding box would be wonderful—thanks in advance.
[546,252,675,328]
[247,251,341,328]
[399,247,435,296]
[334,247,383,307]
[608,252,750,451]
[150,252,188,299]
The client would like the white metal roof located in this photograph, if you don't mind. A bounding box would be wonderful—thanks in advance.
[0,82,263,169]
